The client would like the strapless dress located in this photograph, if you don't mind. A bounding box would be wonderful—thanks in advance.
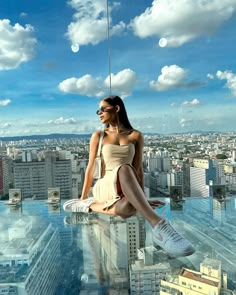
[92,143,136,209]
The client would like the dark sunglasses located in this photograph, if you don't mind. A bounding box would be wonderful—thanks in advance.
[96,106,115,115]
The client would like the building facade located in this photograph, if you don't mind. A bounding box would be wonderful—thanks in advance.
[13,152,72,199]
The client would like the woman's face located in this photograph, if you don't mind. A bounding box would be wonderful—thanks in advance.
[97,100,117,124]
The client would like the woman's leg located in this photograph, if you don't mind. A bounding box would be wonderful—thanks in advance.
[90,165,161,226]
[114,165,162,227]
[65,164,195,257]
[90,196,136,218]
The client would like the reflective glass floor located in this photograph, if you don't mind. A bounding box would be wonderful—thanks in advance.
[0,197,236,294]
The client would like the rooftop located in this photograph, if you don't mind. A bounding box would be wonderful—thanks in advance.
[180,269,219,287]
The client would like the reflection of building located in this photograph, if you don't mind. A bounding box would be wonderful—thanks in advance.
[182,197,236,286]
[212,199,226,225]
[80,216,129,293]
[160,258,233,295]
[127,215,146,262]
[0,216,61,295]
[13,152,72,199]
[78,215,146,293]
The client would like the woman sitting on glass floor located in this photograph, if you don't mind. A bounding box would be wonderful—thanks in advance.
[63,95,195,257]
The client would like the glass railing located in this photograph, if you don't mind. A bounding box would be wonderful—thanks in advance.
[0,196,236,294]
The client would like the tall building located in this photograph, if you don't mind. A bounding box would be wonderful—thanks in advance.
[146,156,162,172]
[182,161,191,197]
[130,247,171,295]
[13,151,72,199]
[232,149,236,162]
[145,152,170,173]
[71,159,87,198]
[0,156,13,199]
[167,170,183,187]
[190,159,217,198]
[213,159,226,185]
[126,215,146,262]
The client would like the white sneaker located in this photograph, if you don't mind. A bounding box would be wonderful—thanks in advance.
[63,198,95,213]
[153,219,195,257]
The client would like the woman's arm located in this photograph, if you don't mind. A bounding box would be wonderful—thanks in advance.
[80,130,101,200]
[132,131,144,191]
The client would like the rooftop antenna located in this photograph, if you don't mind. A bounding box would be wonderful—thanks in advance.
[106,0,112,95]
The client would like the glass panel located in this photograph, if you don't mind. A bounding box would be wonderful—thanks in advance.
[0,198,236,294]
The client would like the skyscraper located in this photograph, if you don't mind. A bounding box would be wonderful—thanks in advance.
[0,156,13,199]
[190,159,217,198]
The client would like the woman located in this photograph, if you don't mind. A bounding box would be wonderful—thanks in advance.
[64,95,195,257]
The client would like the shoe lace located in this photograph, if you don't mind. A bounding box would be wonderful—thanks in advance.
[160,221,183,242]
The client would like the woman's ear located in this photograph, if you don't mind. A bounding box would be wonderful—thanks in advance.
[115,105,120,112]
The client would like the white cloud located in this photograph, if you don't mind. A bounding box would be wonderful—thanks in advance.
[104,69,137,97]
[180,117,192,128]
[216,70,236,96]
[130,0,236,47]
[58,69,137,97]
[182,98,200,106]
[171,102,177,107]
[58,75,104,97]
[1,123,11,128]
[207,73,214,79]
[0,19,37,70]
[66,0,125,47]
[0,99,11,106]
[150,65,187,91]
[20,12,28,18]
[48,117,77,124]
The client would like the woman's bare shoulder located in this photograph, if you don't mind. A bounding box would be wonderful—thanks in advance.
[130,129,143,142]
[90,130,102,142]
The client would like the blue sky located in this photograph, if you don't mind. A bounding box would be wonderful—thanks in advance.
[0,0,236,136]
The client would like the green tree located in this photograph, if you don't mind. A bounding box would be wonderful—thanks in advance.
[216,154,227,159]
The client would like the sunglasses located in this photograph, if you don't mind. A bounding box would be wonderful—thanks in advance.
[96,106,115,115]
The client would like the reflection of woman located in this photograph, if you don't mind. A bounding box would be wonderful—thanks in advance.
[64,95,195,257]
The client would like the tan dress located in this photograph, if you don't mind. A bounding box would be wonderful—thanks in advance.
[92,143,136,209]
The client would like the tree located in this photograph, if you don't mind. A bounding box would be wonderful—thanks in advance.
[216,154,227,159]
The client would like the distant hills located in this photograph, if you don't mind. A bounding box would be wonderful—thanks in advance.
[0,133,91,141]
[0,130,230,142]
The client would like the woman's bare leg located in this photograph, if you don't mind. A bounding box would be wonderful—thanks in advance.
[115,165,161,227]
[90,197,136,218]
[90,165,161,227]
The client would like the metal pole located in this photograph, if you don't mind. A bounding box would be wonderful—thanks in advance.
[106,0,112,95]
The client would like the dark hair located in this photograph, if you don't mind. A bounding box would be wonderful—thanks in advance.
[103,95,133,130]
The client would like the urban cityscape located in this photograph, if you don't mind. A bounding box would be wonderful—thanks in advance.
[0,131,236,294]
[1,0,236,294]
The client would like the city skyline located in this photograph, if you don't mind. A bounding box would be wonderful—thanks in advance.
[1,0,236,136]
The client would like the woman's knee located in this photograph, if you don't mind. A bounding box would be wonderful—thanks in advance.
[118,164,134,181]
[114,198,136,219]
[119,164,133,175]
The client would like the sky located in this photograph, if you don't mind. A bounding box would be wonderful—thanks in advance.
[0,0,236,136]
